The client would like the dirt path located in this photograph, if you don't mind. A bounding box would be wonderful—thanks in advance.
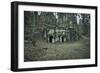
[33,40,90,61]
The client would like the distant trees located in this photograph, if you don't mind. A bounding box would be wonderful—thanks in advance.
[81,14,90,37]
[24,11,33,41]
[24,11,90,43]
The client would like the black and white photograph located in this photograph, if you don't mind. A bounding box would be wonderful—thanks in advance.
[24,11,90,62]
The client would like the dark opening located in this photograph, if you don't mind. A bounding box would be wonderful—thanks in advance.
[62,37,64,42]
[49,36,53,43]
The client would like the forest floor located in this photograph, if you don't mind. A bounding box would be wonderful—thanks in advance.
[24,38,90,61]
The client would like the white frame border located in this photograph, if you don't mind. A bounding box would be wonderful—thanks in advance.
[18,5,96,68]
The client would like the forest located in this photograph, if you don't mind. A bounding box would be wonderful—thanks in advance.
[24,11,90,61]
